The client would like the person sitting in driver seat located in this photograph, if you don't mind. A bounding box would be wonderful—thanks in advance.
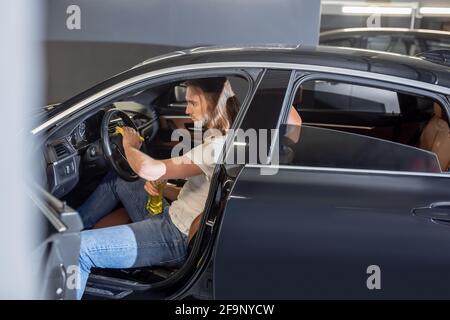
[75,78,239,299]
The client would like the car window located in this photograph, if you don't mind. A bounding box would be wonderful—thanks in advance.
[322,37,354,47]
[389,37,408,55]
[363,34,409,55]
[225,69,292,169]
[299,80,400,114]
[365,35,392,52]
[424,38,450,51]
[149,75,250,117]
[278,124,441,173]
[408,38,423,56]
[279,79,450,173]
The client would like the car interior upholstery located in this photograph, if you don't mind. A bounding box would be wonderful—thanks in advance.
[419,102,450,171]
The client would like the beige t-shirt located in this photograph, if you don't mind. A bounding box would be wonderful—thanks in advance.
[168,134,226,235]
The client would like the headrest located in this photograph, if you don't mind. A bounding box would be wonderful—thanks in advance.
[174,85,186,102]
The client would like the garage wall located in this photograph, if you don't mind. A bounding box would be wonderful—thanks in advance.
[45,0,321,104]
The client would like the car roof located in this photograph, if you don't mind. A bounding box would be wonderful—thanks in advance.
[130,45,450,87]
[320,27,450,39]
[59,45,450,112]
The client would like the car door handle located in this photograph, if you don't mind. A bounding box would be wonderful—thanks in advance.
[413,202,450,221]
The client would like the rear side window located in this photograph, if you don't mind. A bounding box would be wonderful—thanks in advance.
[278,79,450,173]
[423,38,450,51]
[300,80,400,114]
[278,125,441,173]
[321,38,354,47]
[364,35,392,51]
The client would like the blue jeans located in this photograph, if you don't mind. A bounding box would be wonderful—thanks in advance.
[76,172,188,300]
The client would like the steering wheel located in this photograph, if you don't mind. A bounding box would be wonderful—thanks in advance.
[101,109,140,181]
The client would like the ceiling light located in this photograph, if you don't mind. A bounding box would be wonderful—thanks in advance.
[342,6,413,15]
[419,7,450,16]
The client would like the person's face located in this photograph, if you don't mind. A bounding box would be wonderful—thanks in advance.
[185,86,208,124]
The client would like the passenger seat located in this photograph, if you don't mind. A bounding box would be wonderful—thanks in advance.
[419,103,450,171]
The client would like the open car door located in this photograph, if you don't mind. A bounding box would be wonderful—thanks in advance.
[30,184,83,299]
[214,125,450,299]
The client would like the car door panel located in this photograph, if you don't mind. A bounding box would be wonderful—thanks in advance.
[214,166,450,299]
[31,184,83,300]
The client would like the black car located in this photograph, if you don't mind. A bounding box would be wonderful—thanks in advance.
[31,45,450,299]
[320,27,450,56]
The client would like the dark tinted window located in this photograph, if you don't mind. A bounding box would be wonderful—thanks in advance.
[363,35,408,55]
[227,69,292,166]
[282,79,449,173]
[389,37,408,55]
[240,69,291,132]
[278,125,441,173]
[298,80,400,114]
[322,37,354,47]
[365,35,392,51]
[424,38,450,51]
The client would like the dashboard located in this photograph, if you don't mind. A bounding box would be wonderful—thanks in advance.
[69,121,86,147]
[44,102,155,198]
[67,111,104,150]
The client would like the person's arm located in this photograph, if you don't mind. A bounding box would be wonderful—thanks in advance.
[163,184,182,201]
[284,106,302,144]
[122,127,203,181]
[188,212,203,243]
[287,106,302,126]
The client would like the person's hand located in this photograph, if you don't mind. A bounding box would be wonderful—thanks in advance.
[144,180,163,196]
[122,126,142,149]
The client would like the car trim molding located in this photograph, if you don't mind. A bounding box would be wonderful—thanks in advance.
[228,195,250,200]
[160,115,191,119]
[246,164,450,178]
[26,186,67,232]
[303,122,375,130]
[31,61,450,135]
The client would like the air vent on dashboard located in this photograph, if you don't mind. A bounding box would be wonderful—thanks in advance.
[54,143,70,159]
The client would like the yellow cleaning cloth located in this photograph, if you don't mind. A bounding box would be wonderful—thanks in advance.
[115,127,144,142]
